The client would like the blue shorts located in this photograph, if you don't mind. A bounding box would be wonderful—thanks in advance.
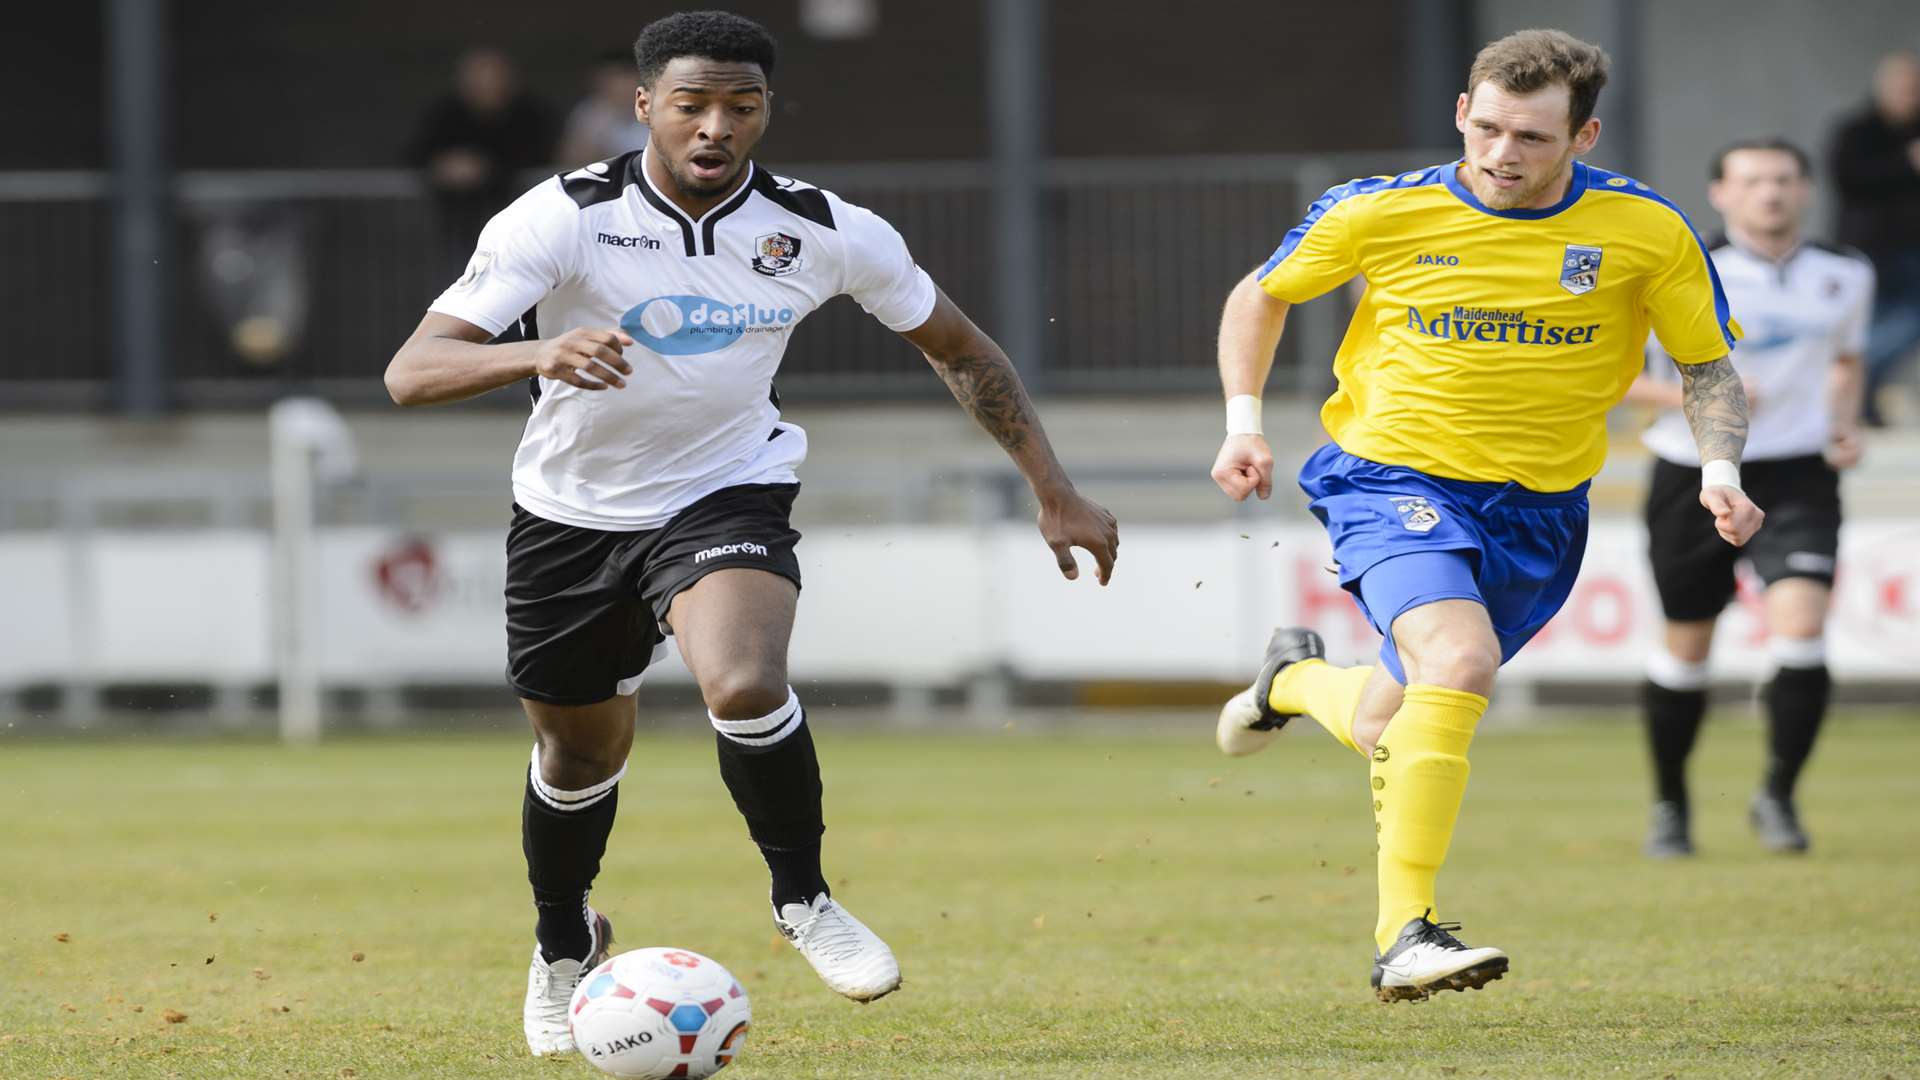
[1298,444,1590,684]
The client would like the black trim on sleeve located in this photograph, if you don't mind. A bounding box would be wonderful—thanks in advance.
[751,169,836,230]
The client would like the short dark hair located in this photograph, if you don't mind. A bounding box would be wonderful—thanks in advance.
[633,11,777,88]
[1709,137,1812,181]
[1467,29,1611,135]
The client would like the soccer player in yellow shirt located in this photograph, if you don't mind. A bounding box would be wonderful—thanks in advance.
[1208,29,1765,1002]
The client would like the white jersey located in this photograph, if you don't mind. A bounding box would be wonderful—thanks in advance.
[429,147,937,530]
[1643,237,1873,465]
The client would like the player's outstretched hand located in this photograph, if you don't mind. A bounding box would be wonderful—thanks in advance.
[533,328,635,390]
[1700,485,1764,547]
[1211,434,1274,502]
[1038,492,1119,585]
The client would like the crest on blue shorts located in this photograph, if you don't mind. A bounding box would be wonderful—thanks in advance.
[1559,244,1603,295]
[1390,496,1441,533]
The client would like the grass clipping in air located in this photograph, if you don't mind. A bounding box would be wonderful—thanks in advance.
[2,714,1917,1078]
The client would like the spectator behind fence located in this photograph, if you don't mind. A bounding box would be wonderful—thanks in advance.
[556,50,651,167]
[1830,50,1920,426]
[408,49,555,283]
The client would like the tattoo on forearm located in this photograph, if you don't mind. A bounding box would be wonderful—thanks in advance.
[1679,357,1749,463]
[931,349,1041,456]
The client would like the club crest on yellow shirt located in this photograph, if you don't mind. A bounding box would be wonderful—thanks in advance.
[1560,244,1603,295]
[1390,495,1442,533]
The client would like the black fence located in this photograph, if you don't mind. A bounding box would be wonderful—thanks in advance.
[0,153,1440,409]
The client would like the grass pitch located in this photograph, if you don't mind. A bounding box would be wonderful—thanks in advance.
[3,710,1918,1079]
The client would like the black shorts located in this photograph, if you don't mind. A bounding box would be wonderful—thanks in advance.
[504,483,803,706]
[1645,455,1841,621]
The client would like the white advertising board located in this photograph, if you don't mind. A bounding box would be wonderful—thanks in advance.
[3,521,1916,688]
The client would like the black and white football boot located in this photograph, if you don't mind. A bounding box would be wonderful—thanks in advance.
[1215,627,1326,757]
[524,907,613,1055]
[1370,910,1508,1003]
[1644,800,1694,858]
[1749,792,1810,853]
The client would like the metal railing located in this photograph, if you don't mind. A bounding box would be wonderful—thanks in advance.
[0,151,1454,408]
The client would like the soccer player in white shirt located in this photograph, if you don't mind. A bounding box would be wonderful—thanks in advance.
[383,12,1119,1057]
[1625,138,1873,858]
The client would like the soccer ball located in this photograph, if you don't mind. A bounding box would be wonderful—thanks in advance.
[569,947,751,1079]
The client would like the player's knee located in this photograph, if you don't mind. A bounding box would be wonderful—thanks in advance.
[702,667,790,723]
[1407,638,1500,694]
[533,735,626,791]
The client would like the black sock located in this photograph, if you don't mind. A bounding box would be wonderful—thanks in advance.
[715,710,827,909]
[1764,664,1830,802]
[523,771,619,963]
[1644,680,1707,812]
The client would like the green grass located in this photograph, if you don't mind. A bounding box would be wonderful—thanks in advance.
[3,712,1918,1079]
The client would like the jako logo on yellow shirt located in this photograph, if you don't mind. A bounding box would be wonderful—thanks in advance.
[1405,306,1601,346]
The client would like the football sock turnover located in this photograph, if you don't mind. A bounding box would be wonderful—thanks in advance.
[1269,658,1376,757]
[523,748,623,964]
[712,691,829,910]
[1763,662,1830,802]
[1371,683,1487,952]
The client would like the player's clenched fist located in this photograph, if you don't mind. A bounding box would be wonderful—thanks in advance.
[1211,434,1274,502]
[1700,485,1764,547]
[534,328,636,390]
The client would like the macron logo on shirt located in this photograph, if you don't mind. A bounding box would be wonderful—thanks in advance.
[598,232,662,250]
[693,541,770,563]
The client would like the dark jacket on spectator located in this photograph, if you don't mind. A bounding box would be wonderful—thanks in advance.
[407,93,554,223]
[1829,102,1920,259]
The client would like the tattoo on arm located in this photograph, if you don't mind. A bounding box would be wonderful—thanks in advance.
[1678,357,1749,463]
[930,349,1040,456]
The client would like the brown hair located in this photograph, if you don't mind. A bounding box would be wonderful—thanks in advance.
[1467,29,1611,134]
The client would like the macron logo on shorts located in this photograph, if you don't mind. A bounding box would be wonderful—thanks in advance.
[693,541,770,564]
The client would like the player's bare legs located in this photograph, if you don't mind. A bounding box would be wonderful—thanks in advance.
[1348,664,1406,755]
[520,695,630,1055]
[668,568,902,1002]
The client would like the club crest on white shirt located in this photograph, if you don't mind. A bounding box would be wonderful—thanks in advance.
[752,231,804,277]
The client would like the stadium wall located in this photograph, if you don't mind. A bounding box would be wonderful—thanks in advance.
[4,521,1917,710]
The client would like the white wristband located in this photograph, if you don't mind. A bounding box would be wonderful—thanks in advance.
[1701,459,1741,491]
[1225,394,1263,436]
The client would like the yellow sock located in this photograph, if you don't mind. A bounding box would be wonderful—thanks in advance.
[1370,683,1488,952]
[1268,659,1375,757]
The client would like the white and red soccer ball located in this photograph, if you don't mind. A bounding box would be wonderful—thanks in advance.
[569,947,751,1079]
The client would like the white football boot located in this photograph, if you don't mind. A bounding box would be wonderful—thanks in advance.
[775,893,902,1002]
[1216,627,1326,756]
[523,907,612,1055]
[1370,910,1508,1003]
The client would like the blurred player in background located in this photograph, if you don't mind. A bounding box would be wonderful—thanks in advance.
[555,49,653,166]
[1207,30,1760,1002]
[1628,139,1872,858]
[384,10,1117,1058]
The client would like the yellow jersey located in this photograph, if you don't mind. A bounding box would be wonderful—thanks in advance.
[1258,160,1739,492]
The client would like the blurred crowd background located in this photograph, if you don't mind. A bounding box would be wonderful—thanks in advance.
[2,0,1918,731]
